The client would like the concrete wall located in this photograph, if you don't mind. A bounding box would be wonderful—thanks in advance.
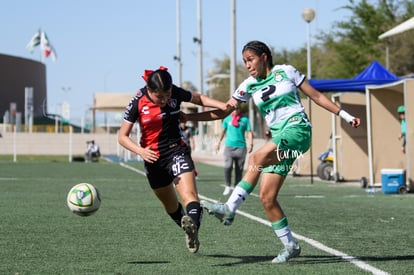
[0,132,119,156]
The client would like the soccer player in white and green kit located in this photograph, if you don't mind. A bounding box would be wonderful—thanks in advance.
[198,40,361,263]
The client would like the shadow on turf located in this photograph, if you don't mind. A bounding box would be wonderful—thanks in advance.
[206,254,275,266]
[128,260,170,264]
[207,254,414,266]
[296,255,414,265]
[206,254,343,266]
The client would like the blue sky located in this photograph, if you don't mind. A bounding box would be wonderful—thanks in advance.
[0,0,351,125]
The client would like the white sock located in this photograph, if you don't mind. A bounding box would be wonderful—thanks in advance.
[225,185,249,212]
[274,225,296,247]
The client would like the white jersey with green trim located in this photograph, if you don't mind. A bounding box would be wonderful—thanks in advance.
[233,64,306,129]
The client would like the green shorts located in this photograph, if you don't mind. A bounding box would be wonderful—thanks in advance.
[262,115,312,177]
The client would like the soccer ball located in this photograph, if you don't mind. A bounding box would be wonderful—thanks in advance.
[67,183,101,216]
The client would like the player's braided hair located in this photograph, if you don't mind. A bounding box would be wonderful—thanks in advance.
[147,69,172,92]
[242,40,274,69]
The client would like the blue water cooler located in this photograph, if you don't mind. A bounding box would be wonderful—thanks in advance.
[381,169,405,194]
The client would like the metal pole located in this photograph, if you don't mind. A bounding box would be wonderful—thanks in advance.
[230,0,236,98]
[331,94,340,181]
[302,8,315,183]
[197,0,203,97]
[307,21,314,183]
[196,0,204,149]
[385,44,389,70]
[306,22,311,80]
[13,124,17,162]
[365,88,374,187]
[68,125,73,162]
[176,0,182,86]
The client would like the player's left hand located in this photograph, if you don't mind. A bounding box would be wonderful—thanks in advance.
[351,117,361,128]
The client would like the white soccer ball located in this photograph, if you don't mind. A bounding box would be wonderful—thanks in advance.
[67,183,101,216]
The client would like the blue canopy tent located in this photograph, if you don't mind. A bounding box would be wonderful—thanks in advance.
[309,60,400,92]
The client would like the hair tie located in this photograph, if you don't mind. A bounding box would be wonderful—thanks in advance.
[141,66,169,82]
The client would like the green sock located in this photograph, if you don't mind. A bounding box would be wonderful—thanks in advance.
[271,217,288,230]
[271,217,296,247]
[238,180,255,193]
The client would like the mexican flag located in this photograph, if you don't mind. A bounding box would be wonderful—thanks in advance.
[25,30,41,52]
[26,29,57,62]
[40,31,57,62]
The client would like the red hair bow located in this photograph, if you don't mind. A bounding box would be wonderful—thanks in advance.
[141,66,168,82]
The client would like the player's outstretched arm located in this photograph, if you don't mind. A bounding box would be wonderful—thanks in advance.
[191,93,228,110]
[181,106,234,122]
[300,80,361,128]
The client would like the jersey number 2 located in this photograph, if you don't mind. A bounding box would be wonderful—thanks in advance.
[260,85,276,102]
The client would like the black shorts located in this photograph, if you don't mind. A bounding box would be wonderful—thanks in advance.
[144,145,195,189]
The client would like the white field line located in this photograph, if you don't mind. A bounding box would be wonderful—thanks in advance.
[120,163,389,275]
[120,162,146,176]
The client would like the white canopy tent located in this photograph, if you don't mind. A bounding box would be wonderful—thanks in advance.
[378,17,414,68]
[379,17,414,40]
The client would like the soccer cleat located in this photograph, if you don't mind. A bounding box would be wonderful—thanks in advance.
[271,243,301,263]
[181,215,200,253]
[222,186,231,196]
[200,200,235,225]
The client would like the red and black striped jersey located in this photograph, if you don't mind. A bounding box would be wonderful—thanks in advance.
[123,85,192,157]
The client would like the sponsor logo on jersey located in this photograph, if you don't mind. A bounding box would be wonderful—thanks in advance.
[141,105,150,115]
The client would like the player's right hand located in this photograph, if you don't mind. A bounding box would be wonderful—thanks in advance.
[139,146,159,163]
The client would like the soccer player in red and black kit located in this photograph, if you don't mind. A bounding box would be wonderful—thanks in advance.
[118,67,232,253]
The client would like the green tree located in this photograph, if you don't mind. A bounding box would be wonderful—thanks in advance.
[202,0,414,138]
[205,0,414,91]
[319,0,414,77]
